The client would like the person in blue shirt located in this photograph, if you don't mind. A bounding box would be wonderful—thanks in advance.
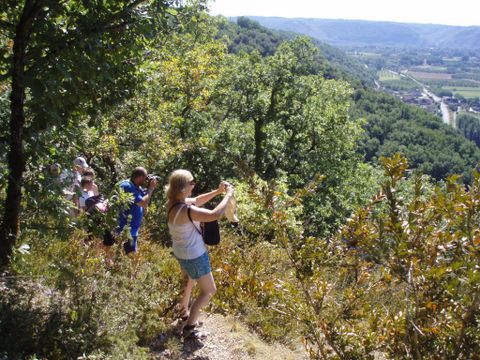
[116,167,158,254]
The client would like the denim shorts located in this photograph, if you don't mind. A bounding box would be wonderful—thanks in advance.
[176,252,211,280]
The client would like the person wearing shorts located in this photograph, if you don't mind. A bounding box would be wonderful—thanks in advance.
[166,169,234,339]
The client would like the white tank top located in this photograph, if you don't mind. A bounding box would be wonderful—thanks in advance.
[79,190,94,209]
[168,204,206,260]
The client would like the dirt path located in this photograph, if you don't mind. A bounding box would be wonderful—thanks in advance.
[149,313,307,360]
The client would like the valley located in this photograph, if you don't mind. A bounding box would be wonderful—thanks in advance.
[354,48,480,128]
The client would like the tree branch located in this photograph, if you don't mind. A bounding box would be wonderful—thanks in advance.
[0,19,15,31]
[88,0,150,33]
[453,291,480,358]
[20,0,46,32]
[24,0,151,76]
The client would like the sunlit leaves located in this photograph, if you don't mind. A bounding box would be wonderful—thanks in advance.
[330,155,480,358]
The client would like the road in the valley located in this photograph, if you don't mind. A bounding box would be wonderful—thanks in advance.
[403,72,455,127]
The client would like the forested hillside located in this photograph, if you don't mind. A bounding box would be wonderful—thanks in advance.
[221,17,480,182]
[458,113,480,147]
[1,3,479,359]
[222,16,375,85]
[353,89,480,181]
[247,16,480,49]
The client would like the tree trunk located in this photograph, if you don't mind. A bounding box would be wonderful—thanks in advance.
[0,0,43,267]
[266,86,280,178]
[254,118,265,175]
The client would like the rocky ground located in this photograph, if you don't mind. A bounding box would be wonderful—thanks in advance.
[149,313,307,360]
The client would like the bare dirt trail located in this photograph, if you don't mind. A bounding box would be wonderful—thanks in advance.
[149,313,307,360]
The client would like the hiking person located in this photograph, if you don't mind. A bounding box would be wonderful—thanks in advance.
[60,156,89,200]
[61,156,89,190]
[77,176,95,211]
[166,169,234,339]
[82,168,100,196]
[116,167,158,254]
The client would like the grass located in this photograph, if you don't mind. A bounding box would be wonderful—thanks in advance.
[223,315,306,360]
[381,79,419,91]
[1,232,182,359]
[442,86,480,99]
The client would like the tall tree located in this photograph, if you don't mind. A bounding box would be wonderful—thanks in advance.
[0,0,200,266]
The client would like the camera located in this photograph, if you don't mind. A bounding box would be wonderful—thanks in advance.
[146,174,160,186]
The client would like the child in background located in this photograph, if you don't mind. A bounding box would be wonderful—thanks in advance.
[83,168,100,196]
[77,177,95,211]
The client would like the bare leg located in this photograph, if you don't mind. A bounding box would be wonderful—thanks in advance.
[179,268,195,318]
[186,272,216,326]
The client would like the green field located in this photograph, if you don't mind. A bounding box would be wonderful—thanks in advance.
[412,65,448,72]
[377,70,419,91]
[442,86,480,99]
[378,70,400,81]
[458,111,480,119]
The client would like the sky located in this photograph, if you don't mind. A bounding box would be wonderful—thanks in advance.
[208,0,480,27]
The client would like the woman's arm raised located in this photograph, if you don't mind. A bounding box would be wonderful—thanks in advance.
[187,181,229,207]
[189,185,234,223]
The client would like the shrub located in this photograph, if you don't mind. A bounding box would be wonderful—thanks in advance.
[1,232,181,359]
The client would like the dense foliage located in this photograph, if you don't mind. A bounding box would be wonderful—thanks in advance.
[220,17,375,85]
[216,154,480,359]
[216,18,480,183]
[1,4,480,359]
[458,113,480,147]
[0,0,205,264]
[216,16,284,57]
[353,89,480,181]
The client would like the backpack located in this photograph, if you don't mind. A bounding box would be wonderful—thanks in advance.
[85,195,108,214]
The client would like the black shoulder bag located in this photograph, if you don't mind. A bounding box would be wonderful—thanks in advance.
[187,206,220,246]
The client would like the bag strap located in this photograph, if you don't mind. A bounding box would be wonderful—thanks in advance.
[167,202,184,217]
[167,202,185,224]
[187,206,203,236]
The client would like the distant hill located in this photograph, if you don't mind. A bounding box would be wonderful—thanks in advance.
[217,17,375,85]
[239,17,480,49]
[216,17,480,182]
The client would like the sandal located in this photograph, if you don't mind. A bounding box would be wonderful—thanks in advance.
[182,324,208,340]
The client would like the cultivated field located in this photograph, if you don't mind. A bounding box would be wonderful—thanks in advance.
[443,86,480,99]
[377,70,420,91]
[458,110,480,119]
[407,71,452,80]
[378,70,400,81]
[412,65,448,72]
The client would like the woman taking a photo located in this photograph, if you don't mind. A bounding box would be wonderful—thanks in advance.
[166,169,234,339]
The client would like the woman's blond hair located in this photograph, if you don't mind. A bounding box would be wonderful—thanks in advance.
[165,169,193,201]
